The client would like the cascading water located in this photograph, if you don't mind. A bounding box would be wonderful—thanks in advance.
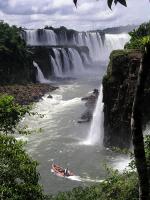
[61,49,71,74]
[68,48,85,75]
[50,48,87,77]
[23,29,130,63]
[102,33,130,62]
[33,61,51,84]
[52,49,63,76]
[50,56,62,77]
[45,29,57,45]
[25,29,57,46]
[81,52,90,65]
[83,85,104,146]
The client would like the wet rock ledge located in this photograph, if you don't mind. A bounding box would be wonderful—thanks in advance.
[78,89,99,123]
[0,84,58,105]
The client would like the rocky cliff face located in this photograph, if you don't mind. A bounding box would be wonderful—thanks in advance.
[29,47,53,79]
[0,48,36,85]
[103,49,150,148]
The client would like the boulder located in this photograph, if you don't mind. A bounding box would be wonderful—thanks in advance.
[47,94,53,98]
[78,89,99,123]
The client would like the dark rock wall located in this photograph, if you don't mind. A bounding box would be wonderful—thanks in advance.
[29,47,53,79]
[103,49,150,148]
[0,48,36,85]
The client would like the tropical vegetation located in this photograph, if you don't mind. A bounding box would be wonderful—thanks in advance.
[0,95,45,200]
[0,0,150,199]
[0,21,34,84]
[125,22,150,50]
[0,21,27,58]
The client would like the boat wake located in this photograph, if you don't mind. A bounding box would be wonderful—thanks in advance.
[68,175,103,183]
[51,169,103,183]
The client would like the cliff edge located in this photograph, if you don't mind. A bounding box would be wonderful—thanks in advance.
[103,49,150,148]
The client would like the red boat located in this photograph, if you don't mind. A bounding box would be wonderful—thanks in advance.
[52,164,74,177]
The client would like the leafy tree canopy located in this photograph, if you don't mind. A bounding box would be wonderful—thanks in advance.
[125,21,150,50]
[0,95,30,134]
[73,0,127,9]
[0,21,26,56]
[0,95,45,199]
[0,134,44,200]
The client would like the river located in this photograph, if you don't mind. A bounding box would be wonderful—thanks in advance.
[16,64,129,194]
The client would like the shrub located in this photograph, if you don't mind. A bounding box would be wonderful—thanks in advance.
[125,21,150,50]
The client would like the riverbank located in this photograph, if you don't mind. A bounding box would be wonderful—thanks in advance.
[0,84,58,105]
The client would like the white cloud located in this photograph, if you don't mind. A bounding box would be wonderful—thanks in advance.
[52,0,72,8]
[30,14,39,20]
[0,0,150,30]
[31,6,39,13]
[8,0,17,8]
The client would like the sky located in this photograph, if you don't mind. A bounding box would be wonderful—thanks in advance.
[0,0,150,30]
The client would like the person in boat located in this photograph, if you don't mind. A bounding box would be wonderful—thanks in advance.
[64,168,69,176]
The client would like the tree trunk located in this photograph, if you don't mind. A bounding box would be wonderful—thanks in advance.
[131,46,150,200]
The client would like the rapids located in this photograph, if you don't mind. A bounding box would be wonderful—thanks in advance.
[17,29,131,194]
[18,71,129,194]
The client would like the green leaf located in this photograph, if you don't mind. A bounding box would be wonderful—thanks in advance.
[108,0,114,9]
[117,0,127,7]
[73,0,77,7]
[114,0,118,4]
[73,0,127,9]
[0,134,45,200]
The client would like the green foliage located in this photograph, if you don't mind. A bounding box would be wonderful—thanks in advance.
[144,135,150,167]
[99,170,138,200]
[0,21,34,84]
[0,134,44,200]
[0,21,26,57]
[129,23,150,39]
[142,36,150,48]
[0,95,46,199]
[125,22,150,50]
[108,0,127,9]
[0,95,30,134]
[49,170,138,200]
[73,0,127,9]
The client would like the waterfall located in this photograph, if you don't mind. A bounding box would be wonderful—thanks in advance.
[23,30,130,61]
[45,29,57,45]
[33,61,51,83]
[50,56,62,77]
[68,48,85,75]
[61,49,71,74]
[81,52,90,65]
[23,29,130,77]
[84,85,104,146]
[52,49,63,76]
[50,49,67,77]
[25,29,57,46]
[50,48,87,77]
[101,33,130,62]
[25,30,38,46]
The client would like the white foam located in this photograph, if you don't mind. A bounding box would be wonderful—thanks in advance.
[112,157,130,172]
[68,175,103,183]
[15,136,29,142]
